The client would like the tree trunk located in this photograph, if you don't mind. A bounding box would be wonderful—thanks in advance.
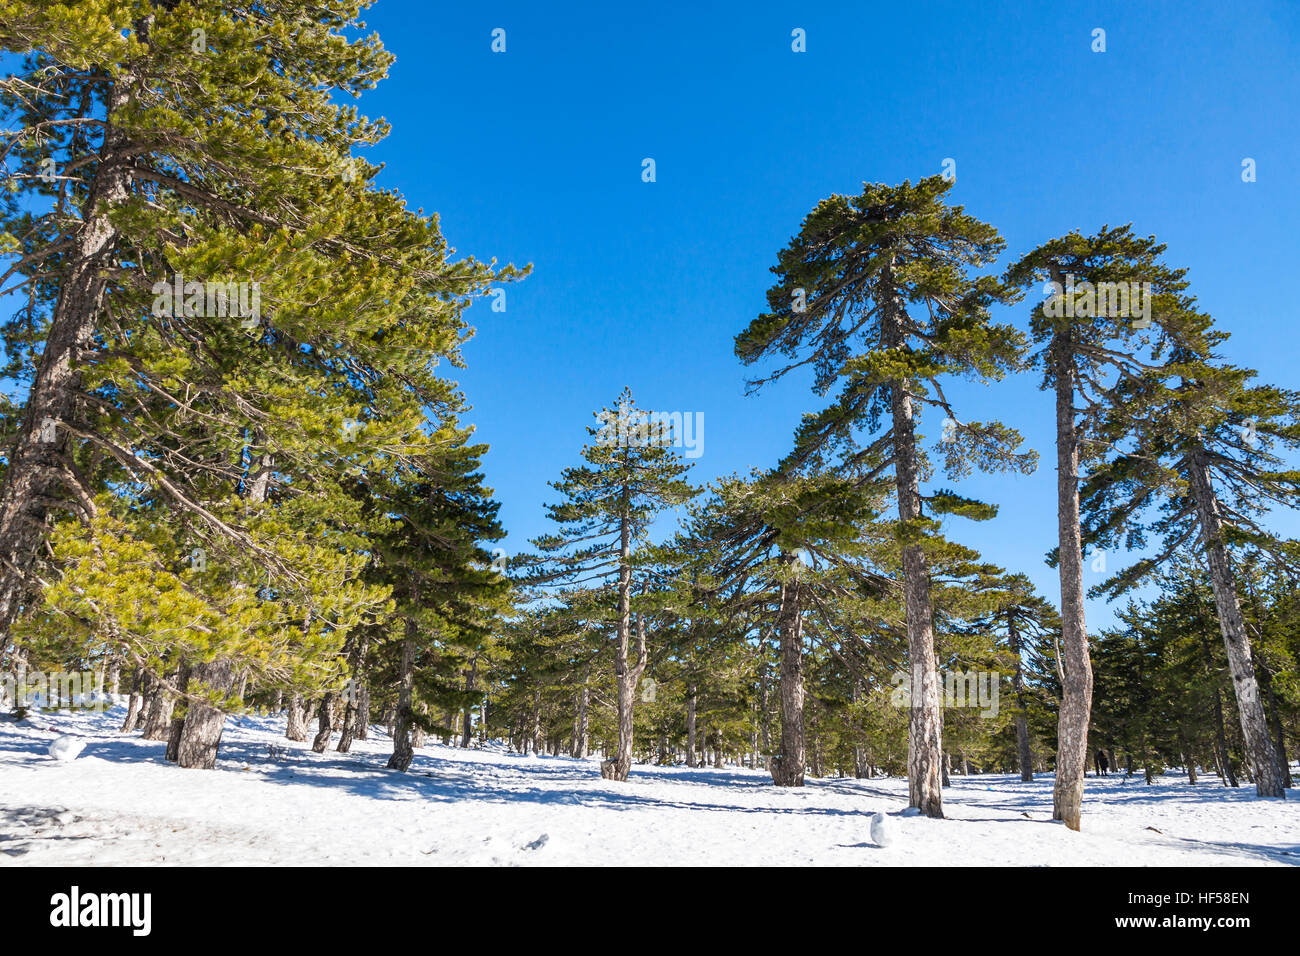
[1186,451,1285,798]
[440,705,454,746]
[176,659,236,769]
[164,710,185,763]
[1008,613,1034,781]
[164,664,192,763]
[770,552,806,787]
[686,686,698,768]
[1049,318,1093,830]
[758,633,772,768]
[884,290,943,817]
[0,72,139,638]
[461,656,478,749]
[286,693,309,741]
[1258,664,1292,789]
[571,679,589,758]
[412,704,427,749]
[140,673,176,740]
[606,609,648,782]
[311,692,335,753]
[851,680,869,778]
[355,682,369,740]
[337,637,368,755]
[1203,637,1238,786]
[337,698,357,753]
[387,630,417,772]
[119,668,143,733]
[603,500,646,782]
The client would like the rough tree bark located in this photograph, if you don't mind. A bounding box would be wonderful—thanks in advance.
[311,691,335,753]
[119,668,143,733]
[758,642,771,769]
[174,450,271,768]
[603,609,647,781]
[175,658,235,769]
[164,665,191,763]
[685,685,698,768]
[1186,451,1285,798]
[1258,666,1292,789]
[1049,316,1093,831]
[139,673,175,740]
[602,495,646,782]
[0,70,136,640]
[1007,613,1034,782]
[885,289,943,816]
[336,635,369,754]
[106,655,121,697]
[412,701,428,749]
[460,655,478,749]
[571,678,589,758]
[769,552,806,787]
[286,693,309,741]
[354,682,370,741]
[386,623,417,772]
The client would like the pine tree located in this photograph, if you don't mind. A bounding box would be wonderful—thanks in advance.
[964,572,1060,781]
[679,469,891,785]
[1078,299,1296,797]
[736,176,1033,815]
[1,1,521,766]
[1004,224,1195,826]
[368,435,507,773]
[521,390,697,781]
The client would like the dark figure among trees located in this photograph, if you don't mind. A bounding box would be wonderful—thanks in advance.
[1094,750,1109,777]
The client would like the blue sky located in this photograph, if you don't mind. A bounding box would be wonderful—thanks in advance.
[353,0,1300,628]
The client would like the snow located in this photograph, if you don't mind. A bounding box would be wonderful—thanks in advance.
[1,704,1296,866]
[870,810,894,847]
[46,735,85,762]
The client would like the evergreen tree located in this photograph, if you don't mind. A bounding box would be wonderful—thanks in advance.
[368,437,507,772]
[521,390,697,781]
[679,469,891,785]
[736,176,1033,815]
[1004,224,1195,826]
[0,0,521,766]
[959,572,1060,781]
[1080,308,1297,797]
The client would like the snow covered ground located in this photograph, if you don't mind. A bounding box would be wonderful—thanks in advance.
[1,703,1296,866]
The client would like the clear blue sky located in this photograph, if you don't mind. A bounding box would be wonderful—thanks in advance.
[355,0,1300,629]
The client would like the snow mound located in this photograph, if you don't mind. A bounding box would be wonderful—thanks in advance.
[870,810,894,847]
[48,735,86,761]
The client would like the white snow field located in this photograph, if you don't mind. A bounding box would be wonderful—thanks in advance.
[1,703,1295,866]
